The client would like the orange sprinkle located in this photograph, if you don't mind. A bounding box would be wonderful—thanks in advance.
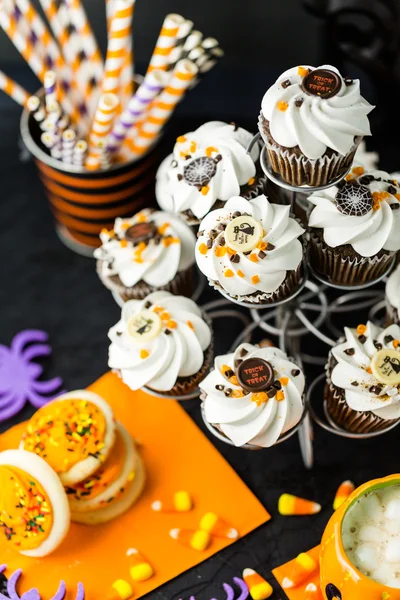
[215,246,227,257]
[160,312,170,321]
[249,254,259,263]
[231,390,244,398]
[357,324,367,335]
[167,320,177,329]
[120,222,130,230]
[224,269,234,278]
[395,194,400,202]
[180,151,187,158]
[176,135,186,143]
[345,174,354,181]
[153,306,163,314]
[187,320,194,330]
[277,100,288,112]
[189,141,196,153]
[237,270,245,278]
[226,247,236,255]
[366,367,372,374]
[394,340,400,349]
[373,202,381,211]
[205,146,218,157]
[248,177,255,186]
[201,186,210,195]
[252,392,268,406]
[158,223,170,235]
[136,213,147,223]
[257,241,267,250]
[352,166,365,177]
[276,391,285,401]
[199,243,208,255]
[134,257,144,263]
[373,191,390,203]
[140,349,149,359]
[297,66,309,77]
[163,237,180,246]
[120,239,128,248]
[280,377,289,386]
[101,228,108,234]
[393,180,398,186]
[251,275,260,285]
[229,375,239,386]
[222,365,231,374]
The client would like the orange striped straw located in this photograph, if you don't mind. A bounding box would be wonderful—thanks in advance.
[101,0,135,97]
[128,59,198,158]
[0,70,30,107]
[86,93,120,170]
[146,13,184,74]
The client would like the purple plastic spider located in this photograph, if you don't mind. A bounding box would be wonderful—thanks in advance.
[0,330,64,422]
[186,577,249,600]
[0,565,84,600]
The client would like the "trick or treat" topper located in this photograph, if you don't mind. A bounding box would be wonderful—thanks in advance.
[236,358,274,392]
[225,215,263,253]
[302,68,342,99]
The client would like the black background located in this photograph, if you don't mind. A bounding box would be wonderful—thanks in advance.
[1,0,400,598]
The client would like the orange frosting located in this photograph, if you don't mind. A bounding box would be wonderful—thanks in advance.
[66,427,126,503]
[0,466,53,551]
[22,399,107,474]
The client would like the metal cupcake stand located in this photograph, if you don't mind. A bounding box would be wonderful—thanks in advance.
[145,133,398,470]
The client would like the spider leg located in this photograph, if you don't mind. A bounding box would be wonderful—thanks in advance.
[0,395,26,421]
[0,392,20,409]
[11,331,48,355]
[233,577,249,600]
[49,580,66,600]
[22,345,52,363]
[75,582,85,600]
[6,568,23,600]
[222,583,235,600]
[27,385,65,409]
[31,378,64,395]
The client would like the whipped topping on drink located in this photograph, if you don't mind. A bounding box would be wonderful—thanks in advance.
[342,483,400,588]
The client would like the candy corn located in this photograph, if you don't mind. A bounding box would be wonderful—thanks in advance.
[199,512,238,539]
[151,490,193,512]
[242,569,273,600]
[305,583,323,600]
[126,548,154,582]
[278,494,321,516]
[333,480,355,511]
[281,552,318,588]
[169,528,211,551]
[107,579,133,600]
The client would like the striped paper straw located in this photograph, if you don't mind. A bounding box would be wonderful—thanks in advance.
[146,14,184,73]
[27,95,46,128]
[108,70,165,153]
[72,139,87,167]
[202,37,219,56]
[41,130,62,159]
[86,93,120,170]
[101,0,135,96]
[44,70,57,111]
[0,70,30,107]
[180,30,203,60]
[167,19,194,71]
[62,129,76,163]
[129,59,198,157]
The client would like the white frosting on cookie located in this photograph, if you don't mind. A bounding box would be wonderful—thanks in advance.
[94,209,195,288]
[195,195,304,298]
[108,291,212,392]
[261,65,373,159]
[156,121,259,220]
[308,167,400,256]
[200,343,305,447]
[331,321,400,420]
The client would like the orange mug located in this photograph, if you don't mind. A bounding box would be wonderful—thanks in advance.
[320,474,400,600]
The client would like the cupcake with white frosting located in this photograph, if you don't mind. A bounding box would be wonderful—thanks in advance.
[326,321,400,433]
[200,343,305,448]
[386,264,400,325]
[259,64,374,186]
[308,166,400,286]
[94,208,196,302]
[108,291,213,397]
[156,121,267,225]
[195,195,305,304]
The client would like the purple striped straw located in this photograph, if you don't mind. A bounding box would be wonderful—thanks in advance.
[108,70,165,153]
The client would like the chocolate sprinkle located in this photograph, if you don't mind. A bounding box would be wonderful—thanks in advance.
[215,154,223,163]
[281,79,291,88]
[359,175,374,185]
[165,329,172,335]
[215,384,225,391]
[266,387,277,398]
[373,340,383,350]
[273,380,282,390]
[171,160,178,168]
[224,369,234,379]
[385,335,394,344]
[197,230,204,238]
[177,173,183,181]
[240,348,248,357]
[230,254,240,263]
[369,385,383,395]
[291,369,300,377]
[258,250,266,259]
[144,301,152,308]
[116,331,122,336]
[388,185,397,195]
[358,334,367,344]
[391,203,400,210]
[345,348,355,356]
[218,237,226,246]
[266,243,276,251]
[224,388,233,397]
[206,239,213,249]
[344,77,353,85]
[351,381,359,386]
[295,99,304,107]
[232,211,241,218]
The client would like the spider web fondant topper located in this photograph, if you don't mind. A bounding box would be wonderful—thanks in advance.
[0,330,64,422]
[183,156,218,187]
[335,183,373,216]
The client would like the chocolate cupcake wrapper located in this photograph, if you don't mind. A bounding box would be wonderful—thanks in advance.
[258,112,361,187]
[309,233,394,286]
[97,263,194,302]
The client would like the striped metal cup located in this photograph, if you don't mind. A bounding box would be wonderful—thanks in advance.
[20,86,160,256]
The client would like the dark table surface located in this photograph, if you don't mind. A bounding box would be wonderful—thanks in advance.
[1,100,399,600]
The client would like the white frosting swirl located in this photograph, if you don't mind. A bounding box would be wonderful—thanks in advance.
[195,195,304,298]
[261,65,374,159]
[386,264,400,318]
[331,321,400,420]
[108,291,212,392]
[156,121,259,221]
[200,343,305,447]
[308,167,400,257]
[94,209,195,288]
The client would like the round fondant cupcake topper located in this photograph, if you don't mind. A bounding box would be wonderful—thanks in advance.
[125,221,157,244]
[302,68,342,99]
[127,310,162,342]
[236,357,274,392]
[371,349,400,385]
[335,183,373,216]
[225,215,264,253]
[183,156,217,187]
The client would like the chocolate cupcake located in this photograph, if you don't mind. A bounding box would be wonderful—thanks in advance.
[108,291,213,398]
[258,65,374,186]
[326,321,400,433]
[156,121,268,225]
[308,166,400,286]
[386,264,400,325]
[199,342,305,448]
[94,208,196,302]
[195,195,305,304]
